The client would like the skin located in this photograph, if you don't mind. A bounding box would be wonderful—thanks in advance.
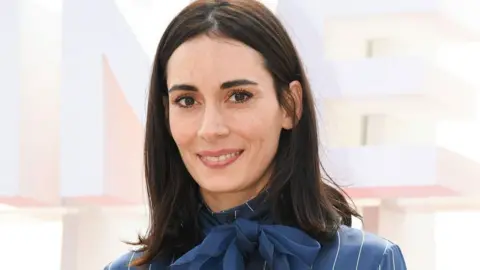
[166,35,301,212]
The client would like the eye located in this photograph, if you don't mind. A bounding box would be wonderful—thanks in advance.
[228,90,253,103]
[175,96,197,108]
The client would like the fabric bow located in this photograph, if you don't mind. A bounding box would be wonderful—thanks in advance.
[170,218,321,270]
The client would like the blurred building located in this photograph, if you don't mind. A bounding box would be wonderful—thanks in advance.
[1,0,480,269]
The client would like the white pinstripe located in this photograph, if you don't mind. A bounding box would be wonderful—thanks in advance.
[381,240,389,256]
[392,247,396,270]
[128,251,135,270]
[355,230,365,270]
[332,231,341,270]
[378,240,391,270]
[245,202,255,212]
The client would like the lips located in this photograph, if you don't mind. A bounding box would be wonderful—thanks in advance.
[201,151,241,161]
[197,149,244,168]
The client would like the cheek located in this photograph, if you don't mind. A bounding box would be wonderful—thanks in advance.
[230,105,284,142]
[169,111,198,146]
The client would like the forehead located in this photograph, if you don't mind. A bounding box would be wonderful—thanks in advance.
[166,35,269,86]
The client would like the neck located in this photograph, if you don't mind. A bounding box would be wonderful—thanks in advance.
[201,165,273,212]
[201,182,268,213]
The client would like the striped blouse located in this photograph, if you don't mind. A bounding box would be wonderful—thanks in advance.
[106,194,406,270]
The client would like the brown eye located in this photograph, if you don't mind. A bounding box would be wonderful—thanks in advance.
[175,96,197,108]
[228,90,253,103]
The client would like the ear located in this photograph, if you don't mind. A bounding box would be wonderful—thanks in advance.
[281,80,303,130]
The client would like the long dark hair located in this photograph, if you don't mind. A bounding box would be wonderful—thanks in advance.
[132,0,360,266]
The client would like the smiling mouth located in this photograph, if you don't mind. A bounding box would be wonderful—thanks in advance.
[197,150,244,168]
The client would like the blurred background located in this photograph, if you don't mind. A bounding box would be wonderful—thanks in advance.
[1,0,480,269]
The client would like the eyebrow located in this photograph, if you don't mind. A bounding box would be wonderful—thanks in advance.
[168,79,258,93]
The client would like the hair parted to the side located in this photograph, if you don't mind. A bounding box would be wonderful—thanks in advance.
[131,0,360,267]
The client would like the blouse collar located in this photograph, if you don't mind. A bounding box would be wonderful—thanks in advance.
[173,189,323,270]
[198,189,271,233]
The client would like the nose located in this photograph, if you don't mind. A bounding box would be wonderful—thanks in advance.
[197,105,230,141]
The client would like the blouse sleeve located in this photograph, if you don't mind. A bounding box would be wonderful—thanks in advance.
[378,244,407,270]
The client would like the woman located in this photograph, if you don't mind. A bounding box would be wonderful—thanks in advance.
[106,0,406,269]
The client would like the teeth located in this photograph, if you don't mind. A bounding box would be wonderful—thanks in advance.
[202,151,241,162]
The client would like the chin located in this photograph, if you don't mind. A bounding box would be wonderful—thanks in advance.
[197,178,245,194]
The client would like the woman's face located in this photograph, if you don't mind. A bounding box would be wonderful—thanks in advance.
[166,35,294,207]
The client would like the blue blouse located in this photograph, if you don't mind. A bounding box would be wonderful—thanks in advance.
[105,193,406,270]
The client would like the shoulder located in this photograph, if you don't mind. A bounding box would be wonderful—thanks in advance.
[104,250,171,270]
[316,226,407,269]
[103,250,141,270]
